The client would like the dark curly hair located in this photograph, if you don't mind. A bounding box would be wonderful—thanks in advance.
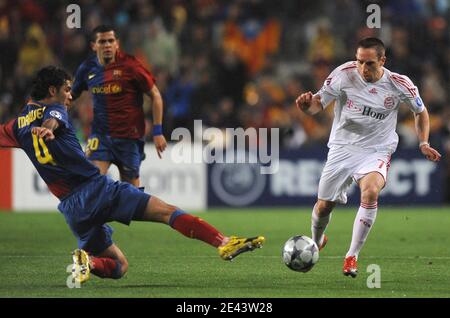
[29,66,72,101]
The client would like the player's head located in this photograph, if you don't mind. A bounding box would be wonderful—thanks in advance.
[355,37,386,83]
[30,66,73,107]
[91,25,119,65]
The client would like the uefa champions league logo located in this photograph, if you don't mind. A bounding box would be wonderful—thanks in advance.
[211,158,267,207]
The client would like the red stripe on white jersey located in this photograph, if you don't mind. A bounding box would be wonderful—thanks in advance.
[391,74,414,86]
[391,74,413,85]
[392,77,415,91]
[341,63,357,71]
[391,75,417,97]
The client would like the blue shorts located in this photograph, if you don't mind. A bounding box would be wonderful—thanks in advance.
[86,134,145,179]
[58,175,150,255]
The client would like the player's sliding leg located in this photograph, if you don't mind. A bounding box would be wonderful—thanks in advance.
[72,245,128,282]
[138,196,265,261]
[344,172,384,278]
[311,199,335,250]
[90,244,128,279]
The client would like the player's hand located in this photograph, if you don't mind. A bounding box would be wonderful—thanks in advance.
[84,146,92,158]
[154,135,167,159]
[296,92,321,113]
[31,127,55,141]
[420,144,441,162]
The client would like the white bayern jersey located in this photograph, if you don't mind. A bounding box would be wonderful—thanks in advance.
[316,61,425,153]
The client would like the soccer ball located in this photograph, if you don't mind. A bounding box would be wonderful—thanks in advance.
[282,235,319,272]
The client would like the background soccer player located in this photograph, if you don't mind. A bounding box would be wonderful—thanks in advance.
[71,25,167,187]
[295,37,441,278]
[0,66,265,284]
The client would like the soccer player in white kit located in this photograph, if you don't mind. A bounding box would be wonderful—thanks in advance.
[296,38,441,278]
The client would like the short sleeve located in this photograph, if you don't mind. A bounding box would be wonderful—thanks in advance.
[131,60,155,92]
[43,104,69,129]
[315,65,345,109]
[391,74,425,113]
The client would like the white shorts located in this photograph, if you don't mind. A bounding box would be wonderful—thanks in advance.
[318,145,391,204]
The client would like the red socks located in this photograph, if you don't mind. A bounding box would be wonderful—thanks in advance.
[90,257,123,279]
[170,213,225,247]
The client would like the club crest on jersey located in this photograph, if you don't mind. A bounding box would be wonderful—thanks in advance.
[384,96,395,109]
[113,69,122,79]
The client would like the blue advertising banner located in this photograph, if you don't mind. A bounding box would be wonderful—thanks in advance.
[207,147,445,207]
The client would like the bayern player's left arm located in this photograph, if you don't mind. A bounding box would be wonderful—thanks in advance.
[414,108,441,162]
[147,85,167,159]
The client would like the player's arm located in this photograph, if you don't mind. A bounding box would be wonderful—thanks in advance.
[31,118,59,141]
[414,108,441,162]
[295,92,325,115]
[70,64,88,102]
[394,74,441,162]
[297,65,343,116]
[0,119,20,148]
[147,85,167,159]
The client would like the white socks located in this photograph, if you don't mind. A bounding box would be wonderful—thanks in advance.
[311,205,331,247]
[346,202,378,259]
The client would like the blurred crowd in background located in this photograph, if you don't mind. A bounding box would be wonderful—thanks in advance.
[0,0,449,194]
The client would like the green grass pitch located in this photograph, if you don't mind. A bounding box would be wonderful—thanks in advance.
[1,207,449,298]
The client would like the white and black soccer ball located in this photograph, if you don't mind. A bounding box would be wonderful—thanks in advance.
[282,235,319,272]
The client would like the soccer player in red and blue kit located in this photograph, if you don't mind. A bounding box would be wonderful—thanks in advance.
[71,25,166,187]
[0,66,265,284]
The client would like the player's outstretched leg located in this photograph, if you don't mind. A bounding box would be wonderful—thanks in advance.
[319,234,328,251]
[138,196,265,261]
[89,244,128,279]
[72,244,128,282]
[311,200,334,251]
[217,236,265,261]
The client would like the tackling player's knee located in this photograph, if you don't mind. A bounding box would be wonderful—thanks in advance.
[119,259,128,276]
[113,259,128,279]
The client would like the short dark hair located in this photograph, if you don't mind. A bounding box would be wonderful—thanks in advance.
[91,25,117,42]
[357,37,385,58]
[30,66,72,100]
